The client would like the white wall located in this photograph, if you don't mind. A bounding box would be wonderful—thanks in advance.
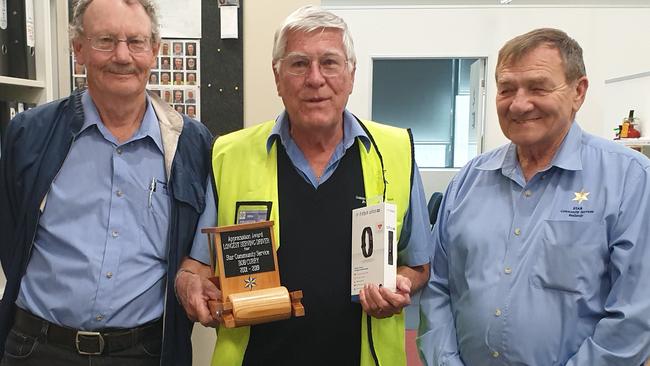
[327,5,650,196]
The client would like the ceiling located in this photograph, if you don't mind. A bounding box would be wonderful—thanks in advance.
[323,0,650,6]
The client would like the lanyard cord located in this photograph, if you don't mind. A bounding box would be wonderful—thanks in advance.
[355,116,387,203]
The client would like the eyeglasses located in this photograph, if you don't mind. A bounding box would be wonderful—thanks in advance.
[87,35,152,53]
[280,54,349,77]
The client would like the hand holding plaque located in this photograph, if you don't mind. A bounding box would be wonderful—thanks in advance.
[201,221,304,328]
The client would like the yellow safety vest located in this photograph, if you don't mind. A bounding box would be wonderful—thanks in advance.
[210,119,413,366]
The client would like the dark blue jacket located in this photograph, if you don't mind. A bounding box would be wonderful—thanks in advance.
[0,90,213,365]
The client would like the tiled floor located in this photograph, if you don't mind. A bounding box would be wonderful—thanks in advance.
[406,329,424,366]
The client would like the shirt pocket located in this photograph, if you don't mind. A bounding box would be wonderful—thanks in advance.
[529,219,608,295]
[141,179,171,259]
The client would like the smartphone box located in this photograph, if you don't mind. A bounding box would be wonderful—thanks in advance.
[351,202,397,298]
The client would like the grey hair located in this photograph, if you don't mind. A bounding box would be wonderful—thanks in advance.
[69,0,161,43]
[272,5,356,72]
[496,28,586,83]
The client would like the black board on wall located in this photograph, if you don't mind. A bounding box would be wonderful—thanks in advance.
[201,1,243,136]
[67,0,244,137]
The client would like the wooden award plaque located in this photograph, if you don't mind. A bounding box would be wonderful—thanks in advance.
[201,221,304,328]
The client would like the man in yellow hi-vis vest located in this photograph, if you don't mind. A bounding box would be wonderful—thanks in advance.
[174,6,431,366]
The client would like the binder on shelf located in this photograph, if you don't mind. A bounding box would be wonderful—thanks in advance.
[6,0,35,79]
[0,100,18,130]
[0,0,9,76]
[0,100,18,154]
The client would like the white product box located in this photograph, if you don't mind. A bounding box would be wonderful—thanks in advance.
[351,202,397,296]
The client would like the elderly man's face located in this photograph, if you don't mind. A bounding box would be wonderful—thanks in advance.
[495,45,587,152]
[273,28,354,133]
[72,0,158,101]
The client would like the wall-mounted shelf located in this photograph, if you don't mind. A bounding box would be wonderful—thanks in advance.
[605,71,650,84]
[0,76,46,89]
[615,138,650,159]
[614,138,650,147]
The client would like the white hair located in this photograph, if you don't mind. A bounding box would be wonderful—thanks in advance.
[272,5,356,72]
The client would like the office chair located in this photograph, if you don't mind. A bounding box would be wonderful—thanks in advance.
[427,192,443,227]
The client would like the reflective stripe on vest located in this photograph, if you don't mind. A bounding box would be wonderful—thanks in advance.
[210,119,412,366]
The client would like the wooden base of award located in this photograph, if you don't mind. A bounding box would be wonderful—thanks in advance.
[207,283,304,327]
[202,221,305,328]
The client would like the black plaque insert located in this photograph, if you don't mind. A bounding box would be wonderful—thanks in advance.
[220,227,276,277]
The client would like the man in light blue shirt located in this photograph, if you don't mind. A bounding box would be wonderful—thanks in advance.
[0,1,213,365]
[418,28,650,366]
[15,91,169,330]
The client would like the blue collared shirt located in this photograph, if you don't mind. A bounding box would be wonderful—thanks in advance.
[265,110,372,187]
[190,110,431,267]
[17,91,170,329]
[418,122,650,366]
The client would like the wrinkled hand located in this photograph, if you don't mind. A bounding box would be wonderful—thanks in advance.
[175,270,221,327]
[359,275,412,319]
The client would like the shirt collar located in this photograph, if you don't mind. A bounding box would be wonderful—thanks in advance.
[81,90,164,153]
[549,122,583,171]
[476,121,583,172]
[266,109,372,154]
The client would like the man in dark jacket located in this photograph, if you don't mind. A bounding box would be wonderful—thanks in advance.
[0,0,213,365]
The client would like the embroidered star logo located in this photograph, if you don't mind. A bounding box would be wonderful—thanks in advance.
[572,190,590,204]
[244,276,257,290]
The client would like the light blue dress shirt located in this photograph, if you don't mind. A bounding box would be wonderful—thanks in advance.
[17,91,170,330]
[190,110,431,267]
[418,122,650,366]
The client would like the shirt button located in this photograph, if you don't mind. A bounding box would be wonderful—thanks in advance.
[106,272,113,278]
[495,308,502,317]
[504,267,512,274]
[514,228,521,236]
[116,190,123,197]
[96,315,104,321]
[111,230,119,238]
[492,351,500,358]
[116,148,122,155]
[524,190,532,197]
